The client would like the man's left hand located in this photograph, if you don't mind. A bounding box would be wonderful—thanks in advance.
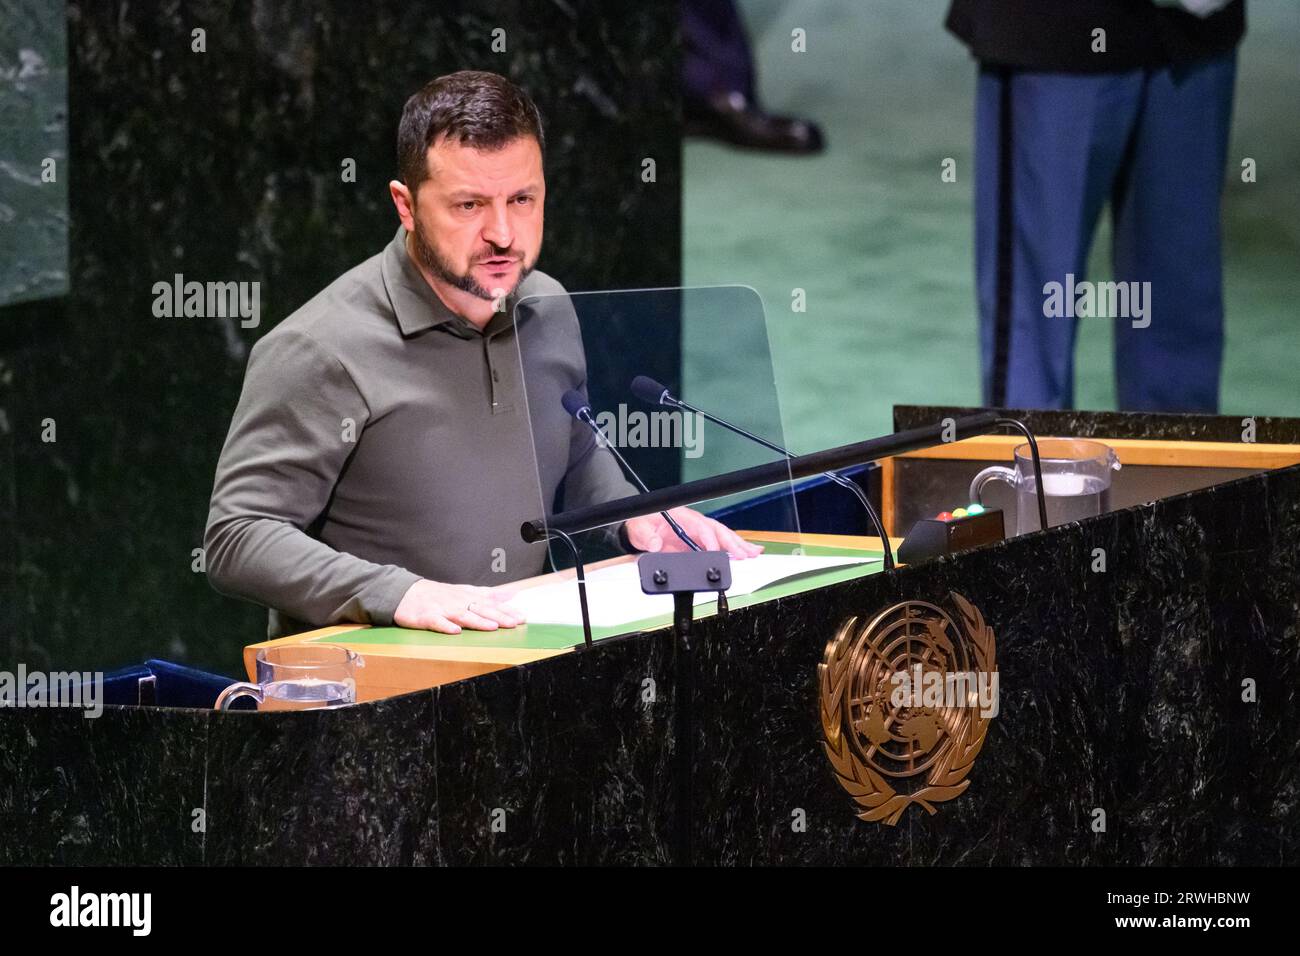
[624,508,764,559]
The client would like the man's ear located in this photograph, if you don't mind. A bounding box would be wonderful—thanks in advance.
[389,180,416,232]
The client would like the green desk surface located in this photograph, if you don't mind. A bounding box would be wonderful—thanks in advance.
[309,538,885,652]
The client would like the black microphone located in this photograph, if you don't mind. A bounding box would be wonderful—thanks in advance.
[560,389,594,421]
[630,375,671,407]
[630,376,896,570]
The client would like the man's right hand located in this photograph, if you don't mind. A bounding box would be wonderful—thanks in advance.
[393,580,525,634]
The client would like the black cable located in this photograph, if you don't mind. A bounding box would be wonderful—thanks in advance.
[995,417,1049,532]
[539,527,593,649]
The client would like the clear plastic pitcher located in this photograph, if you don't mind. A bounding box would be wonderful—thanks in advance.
[969,438,1121,535]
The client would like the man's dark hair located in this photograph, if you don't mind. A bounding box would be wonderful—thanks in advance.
[397,70,545,194]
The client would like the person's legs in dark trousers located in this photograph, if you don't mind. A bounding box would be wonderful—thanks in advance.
[975,67,1143,407]
[1111,52,1237,412]
[681,0,823,153]
[683,0,756,104]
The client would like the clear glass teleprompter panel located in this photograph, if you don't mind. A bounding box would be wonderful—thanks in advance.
[509,285,806,575]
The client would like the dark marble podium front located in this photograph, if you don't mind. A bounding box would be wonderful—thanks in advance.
[4,453,1297,866]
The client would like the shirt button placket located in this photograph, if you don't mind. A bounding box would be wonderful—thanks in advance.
[483,335,500,412]
[486,333,516,416]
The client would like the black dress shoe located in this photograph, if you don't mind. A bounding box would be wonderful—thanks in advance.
[684,90,825,154]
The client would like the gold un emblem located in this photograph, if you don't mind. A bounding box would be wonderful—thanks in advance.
[819,593,998,825]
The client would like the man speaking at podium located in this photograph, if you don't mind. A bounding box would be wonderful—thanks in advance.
[204,70,759,639]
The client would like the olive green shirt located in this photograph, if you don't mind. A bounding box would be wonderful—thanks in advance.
[204,227,638,637]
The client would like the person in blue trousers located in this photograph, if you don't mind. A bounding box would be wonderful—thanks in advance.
[947,0,1246,411]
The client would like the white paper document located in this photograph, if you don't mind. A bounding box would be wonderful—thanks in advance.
[509,553,880,628]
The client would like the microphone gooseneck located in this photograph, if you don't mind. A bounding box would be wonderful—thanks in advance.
[561,389,731,615]
[561,390,702,554]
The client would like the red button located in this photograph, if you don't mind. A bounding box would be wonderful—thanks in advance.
[936,511,953,521]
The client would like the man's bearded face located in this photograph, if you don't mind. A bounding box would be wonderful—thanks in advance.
[411,134,545,302]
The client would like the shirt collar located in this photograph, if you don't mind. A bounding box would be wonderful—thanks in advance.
[380,226,523,339]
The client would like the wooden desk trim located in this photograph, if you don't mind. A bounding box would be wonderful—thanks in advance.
[892,435,1300,469]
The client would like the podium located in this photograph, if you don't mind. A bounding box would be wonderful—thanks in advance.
[3,407,1299,866]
